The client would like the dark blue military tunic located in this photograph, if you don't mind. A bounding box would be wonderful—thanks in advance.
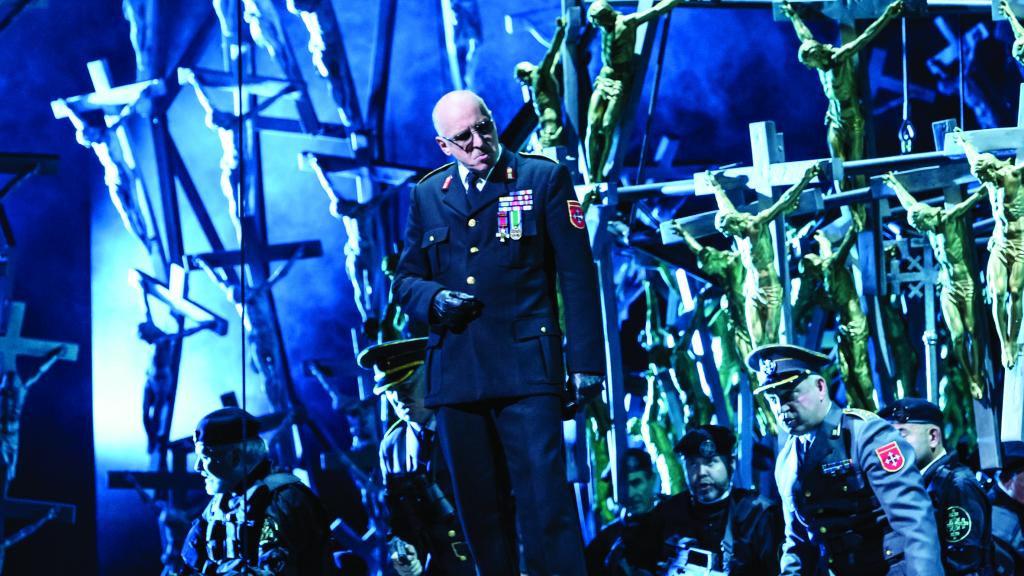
[989,486,1024,575]
[776,405,941,575]
[392,148,604,407]
[922,452,994,575]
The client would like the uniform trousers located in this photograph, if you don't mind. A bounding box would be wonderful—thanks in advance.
[436,394,586,576]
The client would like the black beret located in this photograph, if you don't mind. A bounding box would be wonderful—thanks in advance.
[1003,441,1024,474]
[746,344,831,395]
[356,338,427,395]
[194,407,261,446]
[674,425,736,459]
[879,398,943,428]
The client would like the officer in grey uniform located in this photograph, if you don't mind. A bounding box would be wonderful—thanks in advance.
[880,397,993,575]
[749,344,942,576]
[181,407,338,575]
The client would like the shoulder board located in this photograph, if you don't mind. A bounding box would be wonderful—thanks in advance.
[843,408,879,421]
[262,472,303,492]
[417,162,455,184]
[517,151,558,164]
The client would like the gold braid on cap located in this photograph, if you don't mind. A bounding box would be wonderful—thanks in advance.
[373,359,425,385]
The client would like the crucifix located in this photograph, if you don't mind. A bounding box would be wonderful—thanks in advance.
[188,215,323,470]
[299,151,416,343]
[0,301,78,571]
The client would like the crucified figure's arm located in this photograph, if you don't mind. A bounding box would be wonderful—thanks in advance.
[780,1,817,43]
[753,164,820,226]
[835,0,903,60]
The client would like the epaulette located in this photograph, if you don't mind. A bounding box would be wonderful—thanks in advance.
[843,408,879,421]
[517,151,558,164]
[417,162,455,184]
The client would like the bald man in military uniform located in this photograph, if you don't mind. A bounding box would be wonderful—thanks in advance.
[392,90,604,575]
[881,397,994,575]
[749,344,941,575]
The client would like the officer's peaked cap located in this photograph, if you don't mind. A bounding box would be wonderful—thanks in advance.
[356,337,427,395]
[747,344,831,395]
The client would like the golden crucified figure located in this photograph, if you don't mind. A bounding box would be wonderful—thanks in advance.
[956,129,1024,369]
[780,0,903,169]
[883,171,986,398]
[1001,0,1024,65]
[711,164,820,347]
[586,0,680,183]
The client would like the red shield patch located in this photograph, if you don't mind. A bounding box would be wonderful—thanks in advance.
[567,200,585,230]
[875,441,905,473]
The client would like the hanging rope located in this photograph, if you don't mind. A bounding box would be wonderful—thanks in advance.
[898,17,915,154]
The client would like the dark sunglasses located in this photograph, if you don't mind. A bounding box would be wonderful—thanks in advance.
[442,118,494,147]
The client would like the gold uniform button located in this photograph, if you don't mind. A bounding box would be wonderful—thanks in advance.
[468,218,477,227]
[448,530,457,538]
[804,491,812,498]
[842,486,848,492]
[540,326,547,333]
[467,276,476,285]
[819,526,827,534]
[885,549,893,556]
[428,235,435,242]
[470,246,479,254]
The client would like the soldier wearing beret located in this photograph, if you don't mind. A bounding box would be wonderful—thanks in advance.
[392,90,604,574]
[989,441,1024,575]
[181,407,338,575]
[750,344,941,575]
[881,397,994,575]
[357,338,474,576]
[606,425,782,574]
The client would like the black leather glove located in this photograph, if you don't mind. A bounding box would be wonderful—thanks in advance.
[430,290,483,329]
[562,373,605,420]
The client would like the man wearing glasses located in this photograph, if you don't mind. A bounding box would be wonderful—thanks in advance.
[749,344,941,575]
[392,90,605,575]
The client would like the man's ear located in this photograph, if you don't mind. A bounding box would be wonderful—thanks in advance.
[929,426,942,449]
[435,137,452,157]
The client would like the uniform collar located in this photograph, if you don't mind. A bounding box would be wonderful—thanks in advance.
[920,449,951,481]
[457,144,504,190]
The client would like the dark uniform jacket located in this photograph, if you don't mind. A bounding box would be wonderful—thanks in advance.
[922,452,993,575]
[181,459,336,575]
[611,488,782,575]
[775,405,942,576]
[989,486,1024,576]
[392,149,604,407]
[379,420,474,575]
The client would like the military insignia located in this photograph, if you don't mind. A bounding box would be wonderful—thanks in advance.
[821,458,853,476]
[506,166,515,180]
[510,209,523,240]
[259,517,280,547]
[567,200,585,229]
[945,506,972,542]
[759,358,777,379]
[699,438,717,459]
[497,211,509,242]
[875,441,905,472]
[442,175,453,191]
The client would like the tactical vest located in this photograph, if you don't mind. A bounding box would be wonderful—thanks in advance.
[203,472,302,570]
[791,411,893,574]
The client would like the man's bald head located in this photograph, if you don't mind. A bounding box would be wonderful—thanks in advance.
[432,90,491,136]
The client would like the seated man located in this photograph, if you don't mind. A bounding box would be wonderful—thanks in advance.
[609,425,782,574]
[990,441,1024,575]
[181,407,338,575]
[358,338,474,576]
[880,397,994,575]
[585,448,659,575]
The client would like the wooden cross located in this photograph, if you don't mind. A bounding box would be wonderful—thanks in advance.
[0,302,78,569]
